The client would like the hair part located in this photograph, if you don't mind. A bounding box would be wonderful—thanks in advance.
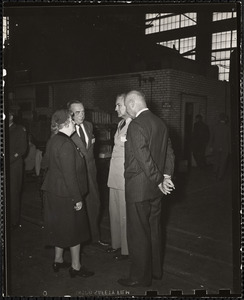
[67,100,84,109]
[117,93,126,100]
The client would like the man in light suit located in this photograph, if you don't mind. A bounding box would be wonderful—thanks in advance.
[118,90,175,287]
[68,100,108,247]
[107,94,132,260]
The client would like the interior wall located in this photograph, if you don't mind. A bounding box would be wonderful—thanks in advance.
[14,68,230,156]
[51,69,229,160]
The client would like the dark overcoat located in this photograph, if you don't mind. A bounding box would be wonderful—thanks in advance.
[41,132,89,248]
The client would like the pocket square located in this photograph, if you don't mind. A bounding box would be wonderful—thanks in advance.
[121,136,127,142]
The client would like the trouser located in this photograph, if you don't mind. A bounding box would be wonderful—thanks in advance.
[126,197,163,285]
[213,150,229,179]
[85,171,101,242]
[193,149,206,167]
[10,160,23,226]
[109,188,128,255]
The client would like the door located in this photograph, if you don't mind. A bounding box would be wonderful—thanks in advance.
[181,94,207,166]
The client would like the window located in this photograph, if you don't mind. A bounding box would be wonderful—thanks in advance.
[145,12,237,81]
[212,30,236,50]
[213,11,237,22]
[145,13,197,35]
[3,16,9,48]
[160,36,196,60]
[180,36,196,55]
[211,30,237,80]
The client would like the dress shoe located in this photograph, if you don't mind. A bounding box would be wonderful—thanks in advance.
[92,240,109,249]
[117,278,151,287]
[98,240,110,247]
[69,266,94,278]
[106,247,120,253]
[52,261,70,272]
[113,254,129,261]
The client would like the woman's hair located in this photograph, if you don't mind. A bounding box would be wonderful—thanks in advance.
[51,109,73,134]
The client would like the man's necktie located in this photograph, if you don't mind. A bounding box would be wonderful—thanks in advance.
[119,120,126,131]
[78,125,86,145]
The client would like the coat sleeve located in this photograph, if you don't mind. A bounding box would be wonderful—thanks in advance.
[59,141,83,204]
[128,122,164,186]
[163,138,175,176]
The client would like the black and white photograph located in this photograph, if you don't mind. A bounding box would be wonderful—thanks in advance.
[2,1,242,297]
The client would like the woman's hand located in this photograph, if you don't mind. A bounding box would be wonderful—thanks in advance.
[74,201,82,211]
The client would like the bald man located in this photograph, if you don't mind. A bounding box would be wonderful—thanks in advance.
[118,90,175,287]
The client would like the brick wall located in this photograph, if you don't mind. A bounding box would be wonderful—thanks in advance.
[15,68,230,159]
[52,69,229,158]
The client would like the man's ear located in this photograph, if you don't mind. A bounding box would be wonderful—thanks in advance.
[130,99,135,108]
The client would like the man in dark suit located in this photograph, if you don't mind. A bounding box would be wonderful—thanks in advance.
[118,90,175,287]
[9,110,27,229]
[68,100,108,247]
[192,114,209,168]
[210,113,231,180]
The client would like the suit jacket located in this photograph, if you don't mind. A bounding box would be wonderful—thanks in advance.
[211,122,231,153]
[41,132,88,204]
[71,120,99,194]
[71,121,96,164]
[107,118,132,190]
[9,123,27,165]
[125,110,174,203]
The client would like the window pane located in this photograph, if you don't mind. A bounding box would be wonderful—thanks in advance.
[212,31,236,50]
[160,39,179,51]
[213,12,236,22]
[180,36,196,54]
[185,54,195,60]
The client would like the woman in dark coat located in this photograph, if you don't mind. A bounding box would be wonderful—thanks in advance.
[41,109,94,278]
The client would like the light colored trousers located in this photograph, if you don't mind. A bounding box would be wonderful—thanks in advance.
[109,188,128,255]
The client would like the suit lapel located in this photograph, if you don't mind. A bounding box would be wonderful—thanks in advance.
[83,122,92,149]
[71,132,87,153]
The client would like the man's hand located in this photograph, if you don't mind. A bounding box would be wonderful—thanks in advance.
[158,178,175,195]
[74,201,83,211]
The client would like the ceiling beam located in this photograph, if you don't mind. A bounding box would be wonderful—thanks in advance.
[4,3,238,16]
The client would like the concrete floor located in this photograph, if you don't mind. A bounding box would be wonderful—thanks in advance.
[4,163,241,297]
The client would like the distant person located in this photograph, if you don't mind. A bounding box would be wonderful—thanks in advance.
[67,100,108,247]
[9,110,27,230]
[210,113,231,180]
[41,109,94,278]
[191,114,209,168]
[24,134,37,172]
[107,94,132,260]
[118,90,175,287]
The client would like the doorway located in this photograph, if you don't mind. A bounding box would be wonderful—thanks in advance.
[181,94,207,167]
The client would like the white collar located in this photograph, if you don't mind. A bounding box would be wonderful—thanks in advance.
[136,108,149,118]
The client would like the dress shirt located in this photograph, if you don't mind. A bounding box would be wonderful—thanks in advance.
[76,124,89,147]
